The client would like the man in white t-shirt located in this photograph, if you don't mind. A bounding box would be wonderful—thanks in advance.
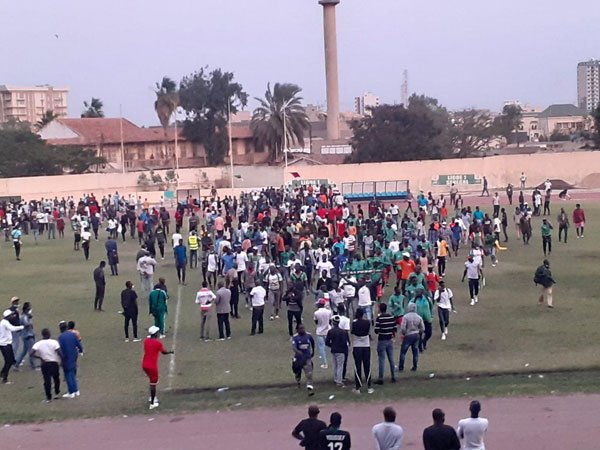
[249,284,266,335]
[313,299,332,369]
[171,231,183,249]
[195,282,216,341]
[316,255,334,279]
[30,328,62,402]
[81,227,92,261]
[236,249,248,281]
[357,280,373,322]
[457,400,488,450]
[462,256,482,306]
[433,280,455,341]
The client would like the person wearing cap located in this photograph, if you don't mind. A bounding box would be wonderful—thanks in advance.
[58,321,83,397]
[142,325,174,410]
[313,299,332,369]
[292,405,327,450]
[422,408,461,450]
[0,309,24,383]
[325,315,350,387]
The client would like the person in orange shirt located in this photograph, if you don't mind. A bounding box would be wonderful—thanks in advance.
[396,253,416,293]
[436,236,450,276]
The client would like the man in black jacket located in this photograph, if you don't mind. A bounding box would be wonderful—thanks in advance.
[121,281,139,342]
[291,405,327,450]
[93,261,106,311]
[423,408,460,450]
[325,315,350,387]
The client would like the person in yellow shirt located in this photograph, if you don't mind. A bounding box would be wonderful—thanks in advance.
[188,231,199,269]
[436,236,450,276]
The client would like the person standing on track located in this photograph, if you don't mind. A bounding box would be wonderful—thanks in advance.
[30,328,63,403]
[291,405,327,450]
[573,204,586,238]
[351,308,374,394]
[372,406,404,450]
[121,281,140,342]
[318,412,351,450]
[457,400,488,450]
[142,325,174,410]
[422,408,461,450]
[93,261,106,311]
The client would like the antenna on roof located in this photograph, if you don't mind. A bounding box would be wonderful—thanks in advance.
[401,70,409,106]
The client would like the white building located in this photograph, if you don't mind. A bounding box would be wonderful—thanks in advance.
[0,85,68,125]
[577,60,600,112]
[354,92,379,116]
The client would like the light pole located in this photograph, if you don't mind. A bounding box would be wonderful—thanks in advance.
[228,99,234,189]
[281,97,294,168]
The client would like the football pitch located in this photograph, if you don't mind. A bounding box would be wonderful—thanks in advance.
[1,200,599,423]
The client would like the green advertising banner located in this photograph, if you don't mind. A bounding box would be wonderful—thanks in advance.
[432,174,482,186]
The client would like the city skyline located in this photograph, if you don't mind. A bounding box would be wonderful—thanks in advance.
[0,0,598,126]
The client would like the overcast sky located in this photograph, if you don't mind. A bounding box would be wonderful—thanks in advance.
[1,0,598,126]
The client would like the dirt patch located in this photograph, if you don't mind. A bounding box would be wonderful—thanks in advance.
[535,179,574,190]
[580,173,600,189]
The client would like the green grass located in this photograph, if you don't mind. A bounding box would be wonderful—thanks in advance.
[1,203,599,423]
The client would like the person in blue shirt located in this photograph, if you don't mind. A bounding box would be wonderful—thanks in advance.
[104,236,119,276]
[10,226,22,260]
[473,206,484,222]
[222,249,236,274]
[174,239,187,285]
[58,321,83,398]
[292,323,315,396]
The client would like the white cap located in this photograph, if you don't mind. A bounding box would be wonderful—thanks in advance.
[148,326,160,335]
[3,310,13,318]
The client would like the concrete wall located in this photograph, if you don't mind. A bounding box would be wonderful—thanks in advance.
[1,151,599,202]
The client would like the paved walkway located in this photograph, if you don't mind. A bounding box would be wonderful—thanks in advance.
[3,394,600,449]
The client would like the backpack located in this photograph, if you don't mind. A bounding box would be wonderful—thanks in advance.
[533,266,545,284]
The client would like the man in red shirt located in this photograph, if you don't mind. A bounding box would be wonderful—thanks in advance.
[572,204,586,238]
[142,326,173,410]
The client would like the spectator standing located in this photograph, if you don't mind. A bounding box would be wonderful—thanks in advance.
[291,405,327,450]
[215,282,232,340]
[325,315,350,387]
[0,310,24,383]
[314,299,332,369]
[249,283,266,335]
[399,303,423,372]
[93,261,106,311]
[15,302,36,369]
[351,308,374,394]
[423,408,461,450]
[572,204,586,238]
[121,281,140,342]
[318,412,351,450]
[374,303,396,385]
[30,328,63,403]
[457,401,488,450]
[372,406,404,450]
[195,282,216,341]
[292,323,315,396]
[58,321,83,398]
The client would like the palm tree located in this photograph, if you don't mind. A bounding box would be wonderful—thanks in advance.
[154,77,179,157]
[35,109,59,130]
[251,83,309,162]
[81,98,105,118]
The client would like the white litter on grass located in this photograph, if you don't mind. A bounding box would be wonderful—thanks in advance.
[528,375,532,379]
[328,395,335,400]
[234,402,243,407]
[466,377,471,381]
[217,387,230,393]
[525,363,530,367]
[148,418,155,422]
[538,374,545,379]
[122,415,128,418]
[3,424,10,428]
[225,370,231,374]
[429,373,435,378]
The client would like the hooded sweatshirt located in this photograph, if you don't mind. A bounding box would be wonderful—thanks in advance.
[400,303,424,336]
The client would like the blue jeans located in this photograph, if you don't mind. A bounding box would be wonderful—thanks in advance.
[15,336,35,368]
[360,304,373,322]
[377,339,395,380]
[316,335,327,366]
[399,334,420,370]
[64,367,78,393]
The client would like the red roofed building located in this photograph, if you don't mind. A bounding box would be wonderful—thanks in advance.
[39,118,268,172]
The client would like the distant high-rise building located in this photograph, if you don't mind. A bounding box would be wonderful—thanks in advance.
[0,85,68,125]
[354,92,379,116]
[577,60,600,112]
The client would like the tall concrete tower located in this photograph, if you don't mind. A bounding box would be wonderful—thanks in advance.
[319,0,341,140]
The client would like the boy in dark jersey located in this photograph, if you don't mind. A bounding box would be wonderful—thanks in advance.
[142,326,173,409]
[292,324,315,396]
[319,412,351,450]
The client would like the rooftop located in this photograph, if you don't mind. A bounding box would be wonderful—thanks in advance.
[539,104,588,118]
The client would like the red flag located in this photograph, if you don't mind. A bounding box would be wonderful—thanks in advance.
[291,172,301,178]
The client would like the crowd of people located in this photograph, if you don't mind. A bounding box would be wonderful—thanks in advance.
[292,401,488,450]
[0,179,585,419]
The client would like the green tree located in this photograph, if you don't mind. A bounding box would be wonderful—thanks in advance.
[179,68,248,166]
[154,77,179,159]
[55,147,107,174]
[35,110,59,131]
[494,104,523,146]
[451,109,495,157]
[592,104,600,149]
[251,83,309,161]
[349,99,452,163]
[81,97,105,118]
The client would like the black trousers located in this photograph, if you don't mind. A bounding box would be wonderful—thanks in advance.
[559,225,568,243]
[82,241,90,260]
[251,306,264,334]
[468,279,480,299]
[438,308,450,333]
[230,283,239,317]
[176,264,186,283]
[287,310,302,336]
[1,345,15,382]
[542,236,552,255]
[352,347,372,390]
[158,242,165,258]
[41,361,60,400]
[437,256,446,275]
[217,313,231,339]
[95,285,105,310]
[420,322,433,351]
[14,241,21,259]
[124,310,138,339]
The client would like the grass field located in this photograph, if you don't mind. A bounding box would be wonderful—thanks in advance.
[1,200,599,423]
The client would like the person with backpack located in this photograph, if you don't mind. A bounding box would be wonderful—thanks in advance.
[534,259,556,308]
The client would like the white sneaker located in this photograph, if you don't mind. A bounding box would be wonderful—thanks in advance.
[160,335,166,339]
[320,364,328,369]
[124,339,129,342]
[133,338,141,342]
[367,388,375,394]
[149,402,159,410]
[444,327,448,335]
[441,333,447,341]
[62,393,75,399]
[475,296,479,303]
[74,391,80,397]
[470,299,475,306]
